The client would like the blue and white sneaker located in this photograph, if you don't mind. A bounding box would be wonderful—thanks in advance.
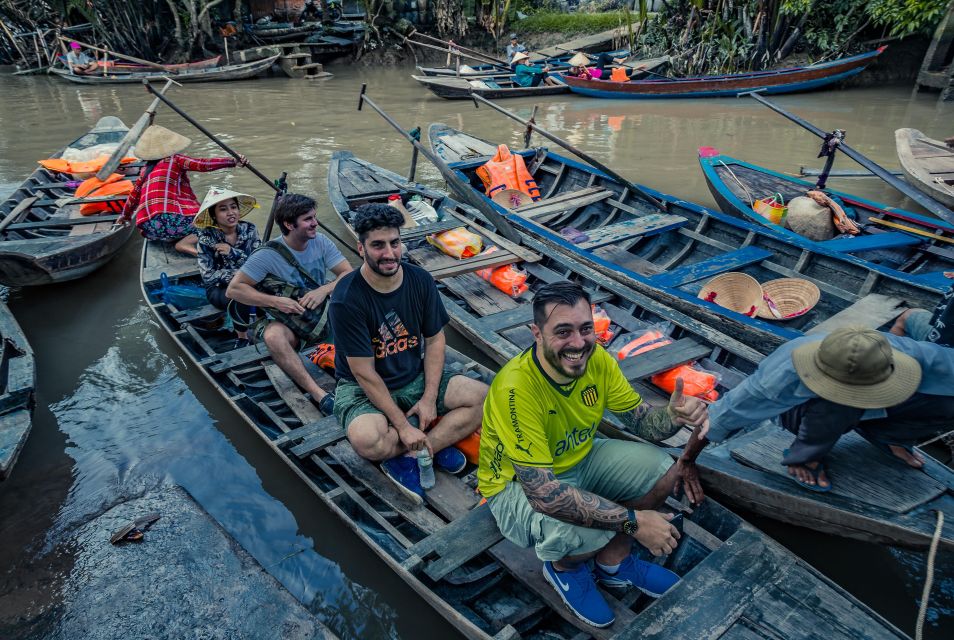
[434,446,467,474]
[381,455,425,504]
[595,555,679,597]
[542,561,614,628]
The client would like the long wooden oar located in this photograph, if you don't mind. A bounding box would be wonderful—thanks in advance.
[97,77,178,180]
[358,84,522,244]
[409,29,510,67]
[744,91,954,224]
[402,36,510,70]
[262,172,287,242]
[470,93,667,212]
[59,37,178,74]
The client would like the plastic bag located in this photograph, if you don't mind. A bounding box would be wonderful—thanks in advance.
[156,273,208,310]
[591,304,614,345]
[428,226,483,259]
[753,193,788,225]
[475,247,528,297]
[616,327,719,401]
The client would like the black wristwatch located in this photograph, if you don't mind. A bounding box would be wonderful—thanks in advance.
[622,509,638,535]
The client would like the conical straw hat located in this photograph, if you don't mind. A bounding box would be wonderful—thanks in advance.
[756,278,821,320]
[193,186,259,228]
[492,189,534,209]
[697,272,763,318]
[133,125,192,161]
[568,52,590,67]
[511,51,530,64]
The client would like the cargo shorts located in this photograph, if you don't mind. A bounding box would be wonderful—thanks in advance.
[333,368,456,430]
[488,438,672,562]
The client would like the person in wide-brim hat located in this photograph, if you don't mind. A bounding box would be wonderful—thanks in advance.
[511,51,561,88]
[194,186,259,229]
[119,124,248,256]
[677,325,954,495]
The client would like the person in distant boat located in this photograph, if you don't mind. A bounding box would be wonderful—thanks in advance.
[195,187,261,349]
[227,193,352,416]
[566,51,629,80]
[119,125,247,255]
[65,41,98,74]
[890,272,954,347]
[327,204,487,503]
[510,51,560,87]
[506,33,527,62]
[479,281,708,628]
[680,326,954,494]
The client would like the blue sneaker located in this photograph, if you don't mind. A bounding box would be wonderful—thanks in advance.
[595,555,679,597]
[380,456,425,504]
[434,446,466,474]
[542,561,614,628]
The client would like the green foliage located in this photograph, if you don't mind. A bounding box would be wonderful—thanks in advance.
[517,10,630,34]
[866,0,950,37]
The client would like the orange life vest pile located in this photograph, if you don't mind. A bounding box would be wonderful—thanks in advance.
[616,329,720,401]
[39,155,137,216]
[476,145,541,201]
[475,246,529,298]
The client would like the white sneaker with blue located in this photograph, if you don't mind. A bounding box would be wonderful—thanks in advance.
[542,561,614,628]
[594,555,679,597]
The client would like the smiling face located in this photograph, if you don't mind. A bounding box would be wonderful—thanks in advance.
[285,208,319,242]
[532,298,596,383]
[359,226,402,277]
[212,198,241,230]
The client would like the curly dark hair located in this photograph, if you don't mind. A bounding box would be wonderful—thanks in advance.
[351,203,405,242]
[532,280,591,328]
[274,193,316,236]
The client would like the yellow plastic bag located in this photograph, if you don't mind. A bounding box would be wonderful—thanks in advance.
[427,227,483,259]
[753,193,788,225]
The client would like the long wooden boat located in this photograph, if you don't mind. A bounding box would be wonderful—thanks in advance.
[417,48,631,78]
[0,117,137,287]
[87,55,222,74]
[141,224,913,640]
[698,149,954,280]
[328,151,954,556]
[429,124,944,356]
[555,48,885,99]
[49,55,279,84]
[0,300,35,480]
[896,128,954,209]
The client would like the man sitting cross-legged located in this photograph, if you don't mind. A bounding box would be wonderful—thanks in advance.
[478,281,709,628]
[328,204,487,502]
[227,193,352,415]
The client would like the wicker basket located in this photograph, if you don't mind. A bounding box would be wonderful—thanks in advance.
[697,272,763,318]
[756,278,821,320]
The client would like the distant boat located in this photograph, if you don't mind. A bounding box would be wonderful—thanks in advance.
[896,128,954,208]
[49,55,279,84]
[416,48,631,78]
[87,55,221,74]
[555,48,886,99]
[0,300,34,481]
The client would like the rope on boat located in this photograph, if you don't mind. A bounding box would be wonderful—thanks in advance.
[717,159,757,207]
[915,509,944,640]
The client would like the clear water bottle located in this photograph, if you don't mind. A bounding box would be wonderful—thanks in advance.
[406,195,440,224]
[417,449,435,490]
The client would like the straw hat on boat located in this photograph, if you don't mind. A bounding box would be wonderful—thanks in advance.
[511,51,530,64]
[492,189,534,209]
[792,326,921,409]
[134,125,192,161]
[786,195,835,241]
[194,186,259,229]
[568,52,591,67]
[697,272,762,317]
[756,278,821,320]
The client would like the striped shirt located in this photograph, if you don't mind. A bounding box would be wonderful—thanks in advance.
[120,154,236,226]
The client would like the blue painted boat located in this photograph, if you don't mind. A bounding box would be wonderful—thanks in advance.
[699,148,954,279]
[555,48,885,99]
[428,123,945,356]
[417,48,631,79]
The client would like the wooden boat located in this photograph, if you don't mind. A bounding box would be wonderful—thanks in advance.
[0,116,137,287]
[555,48,885,99]
[84,55,222,74]
[141,232,913,640]
[417,48,631,78]
[49,55,279,84]
[699,148,954,280]
[328,151,954,556]
[429,124,945,357]
[0,300,35,480]
[896,128,954,208]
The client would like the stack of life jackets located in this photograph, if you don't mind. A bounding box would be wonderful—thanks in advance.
[476,145,541,201]
[617,329,720,401]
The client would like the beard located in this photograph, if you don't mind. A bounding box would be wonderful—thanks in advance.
[366,253,401,277]
[541,339,594,380]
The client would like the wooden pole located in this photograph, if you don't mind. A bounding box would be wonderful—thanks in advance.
[97,78,178,180]
[262,172,288,242]
[403,36,510,70]
[59,36,178,74]
[470,94,667,212]
[412,30,510,66]
[0,19,30,67]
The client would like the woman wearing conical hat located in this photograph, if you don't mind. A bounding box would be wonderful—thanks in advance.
[118,125,247,256]
[195,187,261,348]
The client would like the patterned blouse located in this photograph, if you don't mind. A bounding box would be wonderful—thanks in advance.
[120,154,236,226]
[197,220,261,288]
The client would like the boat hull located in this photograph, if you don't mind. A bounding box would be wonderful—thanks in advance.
[0,301,35,480]
[50,55,279,84]
[896,127,954,208]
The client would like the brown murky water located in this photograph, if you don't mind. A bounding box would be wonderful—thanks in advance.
[0,64,951,639]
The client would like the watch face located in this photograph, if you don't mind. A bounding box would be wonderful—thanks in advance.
[623,520,638,535]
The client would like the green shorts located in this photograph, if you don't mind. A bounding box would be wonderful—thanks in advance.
[333,368,456,429]
[488,438,673,562]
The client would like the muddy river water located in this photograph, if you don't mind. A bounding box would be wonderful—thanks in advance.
[0,64,951,638]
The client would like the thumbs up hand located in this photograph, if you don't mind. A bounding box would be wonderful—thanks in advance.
[668,377,710,437]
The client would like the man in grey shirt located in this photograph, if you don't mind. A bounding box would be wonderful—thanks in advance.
[506,33,527,63]
[65,42,97,74]
[228,193,352,415]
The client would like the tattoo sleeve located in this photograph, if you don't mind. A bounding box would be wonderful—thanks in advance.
[615,403,681,442]
[511,463,628,530]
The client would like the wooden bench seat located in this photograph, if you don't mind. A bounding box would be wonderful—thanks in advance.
[650,246,773,287]
[576,214,688,249]
[822,231,923,253]
[806,293,906,335]
[401,504,504,582]
[511,187,614,219]
[618,338,713,381]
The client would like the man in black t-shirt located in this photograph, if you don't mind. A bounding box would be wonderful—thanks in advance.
[328,204,488,503]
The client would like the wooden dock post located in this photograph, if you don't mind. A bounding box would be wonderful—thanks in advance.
[914,0,954,102]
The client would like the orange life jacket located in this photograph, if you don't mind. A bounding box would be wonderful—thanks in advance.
[455,431,481,465]
[39,155,138,178]
[617,331,719,401]
[475,145,541,201]
[75,173,135,216]
[609,67,629,82]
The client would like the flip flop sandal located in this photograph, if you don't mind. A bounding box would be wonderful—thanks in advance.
[855,430,918,465]
[782,449,832,493]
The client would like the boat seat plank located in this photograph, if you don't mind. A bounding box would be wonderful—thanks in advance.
[806,294,906,335]
[577,214,689,250]
[650,247,773,287]
[821,232,923,253]
[399,219,461,242]
[477,290,612,332]
[618,338,713,380]
[402,504,504,582]
[142,241,200,283]
[730,427,946,513]
[289,421,347,458]
[172,304,222,324]
[441,275,519,317]
[408,246,523,280]
[511,188,614,219]
[203,343,271,372]
[592,244,663,276]
[273,415,339,446]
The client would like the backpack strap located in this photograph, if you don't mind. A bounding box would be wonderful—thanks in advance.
[261,239,323,290]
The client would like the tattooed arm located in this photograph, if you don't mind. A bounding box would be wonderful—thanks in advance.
[615,378,709,442]
[511,462,679,555]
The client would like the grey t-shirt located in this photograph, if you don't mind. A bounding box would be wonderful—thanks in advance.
[239,234,346,289]
[66,51,93,67]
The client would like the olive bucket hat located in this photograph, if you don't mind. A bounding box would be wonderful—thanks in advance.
[791,326,922,409]
[194,186,259,229]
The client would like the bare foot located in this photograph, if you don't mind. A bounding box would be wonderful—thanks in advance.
[888,444,924,468]
[787,461,830,489]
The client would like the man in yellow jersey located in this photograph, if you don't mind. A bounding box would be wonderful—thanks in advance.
[478,281,709,628]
